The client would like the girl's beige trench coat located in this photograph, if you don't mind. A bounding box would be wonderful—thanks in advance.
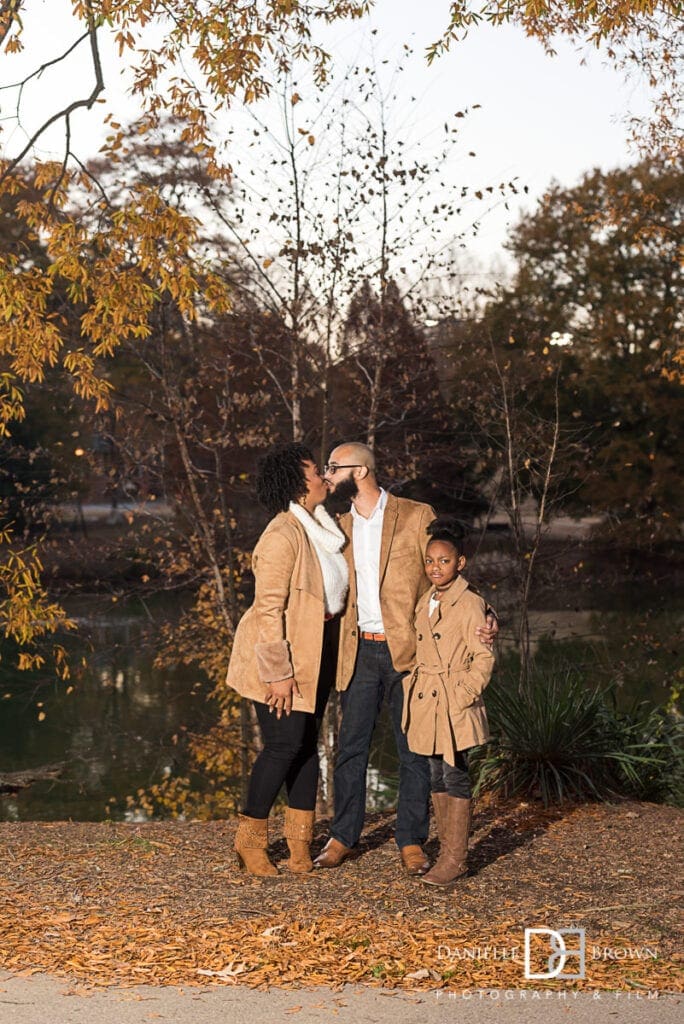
[225,511,329,714]
[402,574,495,765]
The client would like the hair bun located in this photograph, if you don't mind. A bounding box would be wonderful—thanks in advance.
[427,515,466,548]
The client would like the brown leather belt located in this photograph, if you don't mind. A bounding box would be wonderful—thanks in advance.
[360,631,386,641]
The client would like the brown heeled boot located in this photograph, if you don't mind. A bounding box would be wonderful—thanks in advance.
[421,797,471,887]
[234,814,279,877]
[282,807,315,873]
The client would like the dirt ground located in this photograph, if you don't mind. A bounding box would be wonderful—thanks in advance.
[0,799,681,993]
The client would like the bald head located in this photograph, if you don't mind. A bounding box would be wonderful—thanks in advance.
[329,442,376,475]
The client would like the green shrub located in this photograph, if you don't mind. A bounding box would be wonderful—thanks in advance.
[611,697,684,805]
[470,669,683,806]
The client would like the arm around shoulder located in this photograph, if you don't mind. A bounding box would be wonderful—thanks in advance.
[461,593,495,698]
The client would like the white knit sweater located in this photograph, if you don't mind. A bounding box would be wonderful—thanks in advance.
[288,502,348,615]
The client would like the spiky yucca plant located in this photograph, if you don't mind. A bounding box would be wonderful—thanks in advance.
[470,670,682,806]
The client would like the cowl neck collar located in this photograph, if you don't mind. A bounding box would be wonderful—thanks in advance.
[288,502,345,553]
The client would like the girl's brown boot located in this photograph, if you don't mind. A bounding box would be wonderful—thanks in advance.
[422,797,471,887]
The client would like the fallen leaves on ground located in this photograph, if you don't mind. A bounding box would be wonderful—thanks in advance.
[0,800,681,993]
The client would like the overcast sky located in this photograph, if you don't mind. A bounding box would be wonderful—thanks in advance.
[3,0,648,275]
[324,1,649,268]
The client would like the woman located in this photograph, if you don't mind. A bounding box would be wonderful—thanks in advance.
[226,442,348,876]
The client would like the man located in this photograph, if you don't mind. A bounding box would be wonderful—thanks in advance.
[314,442,497,874]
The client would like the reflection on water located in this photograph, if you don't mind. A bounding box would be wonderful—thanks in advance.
[1,576,680,822]
[509,606,681,708]
[0,595,213,823]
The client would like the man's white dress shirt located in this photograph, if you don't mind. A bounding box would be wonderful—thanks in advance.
[351,487,387,633]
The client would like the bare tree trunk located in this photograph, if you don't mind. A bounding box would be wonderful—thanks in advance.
[170,405,233,633]
[366,110,390,450]
[320,149,346,465]
[320,344,331,465]
[490,337,562,692]
[317,694,340,818]
[286,90,304,442]
[291,332,303,441]
[366,348,383,449]
[212,442,255,798]
[517,374,561,687]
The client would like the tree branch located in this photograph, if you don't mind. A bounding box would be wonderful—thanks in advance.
[0,6,103,186]
[0,29,90,95]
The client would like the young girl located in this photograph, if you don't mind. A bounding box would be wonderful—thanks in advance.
[402,517,495,887]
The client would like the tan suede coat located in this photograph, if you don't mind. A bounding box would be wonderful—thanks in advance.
[225,511,330,713]
[402,574,494,763]
[335,493,436,690]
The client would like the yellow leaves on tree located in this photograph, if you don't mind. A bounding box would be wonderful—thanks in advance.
[430,2,682,162]
[433,1,682,50]
[0,374,25,437]
[0,170,232,671]
[0,533,75,677]
[0,263,61,384]
[2,175,232,428]
[54,2,370,172]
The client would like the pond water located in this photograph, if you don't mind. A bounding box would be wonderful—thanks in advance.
[0,595,215,823]
[1,566,680,822]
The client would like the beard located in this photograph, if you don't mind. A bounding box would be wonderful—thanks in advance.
[324,473,358,514]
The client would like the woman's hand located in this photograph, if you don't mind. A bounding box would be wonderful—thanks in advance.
[475,612,499,648]
[265,677,302,718]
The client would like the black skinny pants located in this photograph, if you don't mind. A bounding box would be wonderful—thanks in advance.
[243,617,338,819]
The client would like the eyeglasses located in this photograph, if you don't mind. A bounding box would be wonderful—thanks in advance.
[323,463,364,475]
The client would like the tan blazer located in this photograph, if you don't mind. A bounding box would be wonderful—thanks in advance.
[402,574,494,763]
[335,493,436,690]
[225,511,328,714]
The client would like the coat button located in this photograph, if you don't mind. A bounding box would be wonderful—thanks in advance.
[417,634,423,641]
[418,692,424,699]
[431,689,438,697]
[351,630,356,636]
[433,632,441,639]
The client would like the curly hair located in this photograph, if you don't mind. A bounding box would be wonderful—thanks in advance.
[255,442,315,515]
[427,515,467,553]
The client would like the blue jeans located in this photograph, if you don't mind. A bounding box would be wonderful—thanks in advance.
[429,751,471,798]
[330,638,430,850]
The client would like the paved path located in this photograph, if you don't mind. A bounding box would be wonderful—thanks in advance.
[0,973,680,1024]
